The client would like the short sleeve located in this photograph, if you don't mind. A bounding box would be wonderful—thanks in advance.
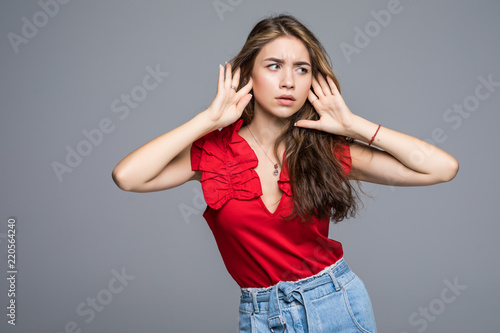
[333,142,352,176]
[190,135,205,171]
[190,129,218,171]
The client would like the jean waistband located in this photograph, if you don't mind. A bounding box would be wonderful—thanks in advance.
[240,257,349,301]
[239,257,351,332]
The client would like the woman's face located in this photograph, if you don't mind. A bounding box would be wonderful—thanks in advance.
[251,36,312,119]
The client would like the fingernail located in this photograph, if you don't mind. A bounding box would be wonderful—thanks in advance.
[294,122,297,126]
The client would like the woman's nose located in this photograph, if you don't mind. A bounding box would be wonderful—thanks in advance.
[280,70,294,89]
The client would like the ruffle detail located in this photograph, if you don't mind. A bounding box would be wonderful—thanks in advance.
[191,119,291,210]
[190,119,352,210]
[277,153,292,197]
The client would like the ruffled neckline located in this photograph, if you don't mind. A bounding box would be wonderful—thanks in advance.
[192,118,292,211]
[231,119,292,198]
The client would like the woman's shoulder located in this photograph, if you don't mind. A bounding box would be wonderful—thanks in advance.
[192,118,245,152]
[191,118,256,171]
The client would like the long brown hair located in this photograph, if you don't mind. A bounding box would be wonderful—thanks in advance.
[229,13,363,224]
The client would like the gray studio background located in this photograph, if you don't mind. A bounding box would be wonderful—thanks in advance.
[1,1,499,332]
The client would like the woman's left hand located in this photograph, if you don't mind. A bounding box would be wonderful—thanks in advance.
[295,73,356,136]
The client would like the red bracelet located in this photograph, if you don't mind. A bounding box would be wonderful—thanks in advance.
[368,124,381,146]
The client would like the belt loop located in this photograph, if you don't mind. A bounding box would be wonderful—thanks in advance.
[268,282,287,331]
[251,291,259,313]
[327,269,341,291]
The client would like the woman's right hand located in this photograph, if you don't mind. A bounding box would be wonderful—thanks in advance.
[205,62,253,129]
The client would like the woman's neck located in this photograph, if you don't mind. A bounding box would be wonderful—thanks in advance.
[246,111,287,148]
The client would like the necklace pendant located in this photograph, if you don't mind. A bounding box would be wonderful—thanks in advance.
[273,164,279,176]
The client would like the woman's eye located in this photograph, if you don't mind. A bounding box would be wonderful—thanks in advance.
[267,64,308,73]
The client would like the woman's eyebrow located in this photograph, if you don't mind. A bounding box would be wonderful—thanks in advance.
[262,57,311,67]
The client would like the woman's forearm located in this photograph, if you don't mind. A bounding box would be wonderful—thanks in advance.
[346,115,459,182]
[112,110,217,190]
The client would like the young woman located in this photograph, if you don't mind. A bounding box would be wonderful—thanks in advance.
[112,14,458,333]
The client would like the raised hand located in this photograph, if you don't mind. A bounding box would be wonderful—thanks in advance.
[295,73,356,137]
[205,62,253,129]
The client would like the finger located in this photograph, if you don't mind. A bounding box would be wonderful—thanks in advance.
[317,73,332,95]
[308,90,319,104]
[295,119,318,130]
[311,75,326,98]
[327,76,340,95]
[232,67,241,90]
[235,93,253,114]
[224,62,232,89]
[218,64,224,91]
[235,76,253,100]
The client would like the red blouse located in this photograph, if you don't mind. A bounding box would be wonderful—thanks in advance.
[190,118,352,288]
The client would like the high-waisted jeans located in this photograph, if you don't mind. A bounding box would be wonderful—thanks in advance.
[238,257,377,333]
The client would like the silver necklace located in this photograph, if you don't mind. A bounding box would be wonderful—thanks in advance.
[247,125,279,176]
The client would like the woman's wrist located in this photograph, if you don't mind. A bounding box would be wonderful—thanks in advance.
[344,115,382,145]
[196,109,222,133]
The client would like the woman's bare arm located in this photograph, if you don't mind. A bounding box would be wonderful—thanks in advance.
[346,117,459,186]
[111,62,253,192]
[111,111,216,192]
[298,73,459,186]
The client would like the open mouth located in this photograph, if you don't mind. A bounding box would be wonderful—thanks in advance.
[276,95,295,105]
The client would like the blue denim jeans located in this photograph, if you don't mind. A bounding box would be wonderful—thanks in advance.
[238,257,377,333]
